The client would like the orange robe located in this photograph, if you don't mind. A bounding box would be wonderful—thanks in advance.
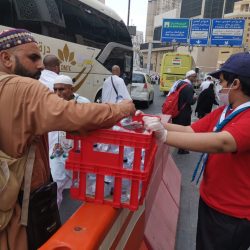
[0,73,130,249]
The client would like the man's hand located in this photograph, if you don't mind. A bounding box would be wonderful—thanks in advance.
[143,116,167,143]
[118,100,136,116]
[135,110,144,116]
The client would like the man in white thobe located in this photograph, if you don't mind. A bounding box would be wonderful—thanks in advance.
[102,65,131,103]
[49,75,90,207]
[39,55,60,91]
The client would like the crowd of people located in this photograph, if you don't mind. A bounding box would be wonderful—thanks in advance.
[0,27,250,250]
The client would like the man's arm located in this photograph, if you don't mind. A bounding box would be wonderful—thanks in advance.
[162,120,237,153]
[166,130,237,153]
[144,117,237,154]
[164,122,194,133]
[22,79,135,135]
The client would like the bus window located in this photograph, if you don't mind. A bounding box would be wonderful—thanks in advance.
[99,46,133,82]
[0,0,13,27]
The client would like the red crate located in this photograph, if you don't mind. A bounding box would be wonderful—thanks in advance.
[65,115,158,211]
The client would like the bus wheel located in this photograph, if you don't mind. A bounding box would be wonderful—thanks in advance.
[95,90,102,103]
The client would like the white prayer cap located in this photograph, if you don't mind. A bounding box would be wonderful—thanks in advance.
[185,70,196,78]
[53,75,73,85]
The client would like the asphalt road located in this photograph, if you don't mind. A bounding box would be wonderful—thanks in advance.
[59,84,201,250]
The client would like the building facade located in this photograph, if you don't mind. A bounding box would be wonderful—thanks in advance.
[132,31,144,69]
[142,0,244,75]
[145,0,181,42]
[180,0,241,18]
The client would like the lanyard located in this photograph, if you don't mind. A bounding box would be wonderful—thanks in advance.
[192,102,250,184]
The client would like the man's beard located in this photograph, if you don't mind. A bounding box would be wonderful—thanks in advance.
[14,56,41,79]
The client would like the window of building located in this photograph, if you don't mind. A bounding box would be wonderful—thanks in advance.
[180,0,202,18]
[204,0,224,18]
[225,0,241,14]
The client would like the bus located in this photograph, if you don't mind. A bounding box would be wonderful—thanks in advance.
[0,0,133,102]
[159,52,196,94]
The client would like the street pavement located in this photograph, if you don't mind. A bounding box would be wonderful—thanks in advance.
[60,84,201,249]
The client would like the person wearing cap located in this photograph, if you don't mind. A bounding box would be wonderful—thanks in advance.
[168,69,197,154]
[39,55,61,91]
[53,74,89,103]
[50,75,90,207]
[143,52,250,250]
[0,28,135,250]
[102,65,131,103]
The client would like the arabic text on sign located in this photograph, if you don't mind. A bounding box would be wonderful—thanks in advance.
[191,31,208,39]
[212,29,243,36]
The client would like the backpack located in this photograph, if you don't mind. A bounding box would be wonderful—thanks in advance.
[0,74,36,231]
[162,81,188,118]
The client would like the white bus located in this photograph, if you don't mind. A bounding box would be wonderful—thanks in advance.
[0,0,133,102]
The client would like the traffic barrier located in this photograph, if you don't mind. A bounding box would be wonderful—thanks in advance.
[144,145,181,250]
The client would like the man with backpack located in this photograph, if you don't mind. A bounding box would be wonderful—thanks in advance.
[143,52,250,250]
[163,70,197,154]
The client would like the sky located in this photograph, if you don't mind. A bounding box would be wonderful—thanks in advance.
[105,0,148,35]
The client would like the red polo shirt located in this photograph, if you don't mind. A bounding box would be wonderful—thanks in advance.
[191,106,250,220]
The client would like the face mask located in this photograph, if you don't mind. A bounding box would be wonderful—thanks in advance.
[218,82,234,106]
[218,93,229,106]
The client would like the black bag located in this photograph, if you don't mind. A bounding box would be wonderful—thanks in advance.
[26,182,61,250]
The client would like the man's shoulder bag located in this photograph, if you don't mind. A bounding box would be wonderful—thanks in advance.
[0,74,33,231]
[0,145,35,231]
[25,181,61,250]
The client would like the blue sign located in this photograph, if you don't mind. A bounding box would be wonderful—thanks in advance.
[190,19,211,46]
[161,19,190,44]
[210,19,245,47]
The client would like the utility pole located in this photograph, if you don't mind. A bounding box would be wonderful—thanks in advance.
[127,0,131,26]
[222,0,226,18]
[147,42,153,74]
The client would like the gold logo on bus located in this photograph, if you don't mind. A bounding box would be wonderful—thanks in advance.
[58,44,76,72]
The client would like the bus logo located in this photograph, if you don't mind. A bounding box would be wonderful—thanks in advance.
[58,44,76,72]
